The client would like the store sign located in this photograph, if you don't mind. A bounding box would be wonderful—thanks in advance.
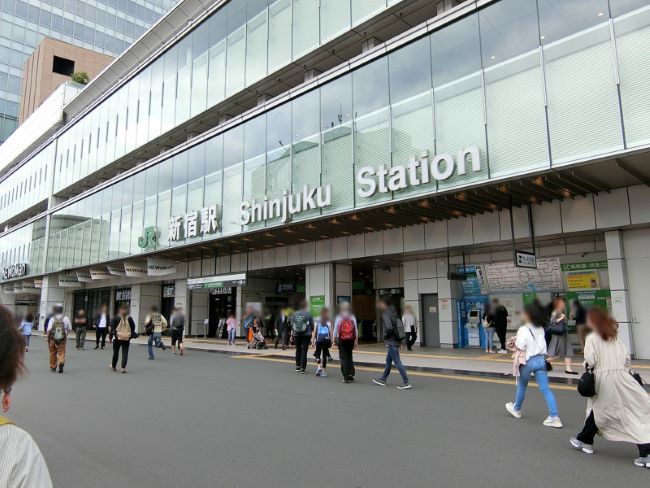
[169,205,220,242]
[147,257,176,276]
[89,268,111,280]
[76,270,93,282]
[137,226,160,250]
[162,285,175,298]
[209,287,232,295]
[107,264,126,276]
[515,250,537,269]
[115,288,132,301]
[2,263,27,280]
[240,185,331,225]
[187,273,246,290]
[59,272,81,287]
[560,261,608,271]
[356,146,481,198]
[377,288,404,297]
[124,262,148,277]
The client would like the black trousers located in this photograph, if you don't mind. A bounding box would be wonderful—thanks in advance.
[96,328,107,348]
[577,410,650,457]
[314,342,330,368]
[274,330,289,349]
[406,332,417,351]
[338,339,356,380]
[294,334,310,371]
[495,328,507,350]
[112,340,130,369]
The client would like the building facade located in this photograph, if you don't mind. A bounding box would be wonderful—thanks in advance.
[2,0,650,358]
[0,0,176,143]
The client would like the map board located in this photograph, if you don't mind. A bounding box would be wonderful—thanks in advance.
[485,258,563,293]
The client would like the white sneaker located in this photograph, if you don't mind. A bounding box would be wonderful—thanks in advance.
[497,349,508,355]
[543,416,563,428]
[570,437,593,454]
[505,402,522,419]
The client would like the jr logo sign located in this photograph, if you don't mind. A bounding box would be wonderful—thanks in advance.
[137,226,160,250]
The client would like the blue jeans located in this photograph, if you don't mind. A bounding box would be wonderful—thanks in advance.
[514,354,558,417]
[380,344,409,384]
[147,332,164,358]
[484,327,494,351]
[228,328,236,344]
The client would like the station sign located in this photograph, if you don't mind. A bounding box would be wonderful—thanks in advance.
[515,250,537,269]
[240,186,331,225]
[169,204,220,242]
[2,263,27,280]
[187,273,246,290]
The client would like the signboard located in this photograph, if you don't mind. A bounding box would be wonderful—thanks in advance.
[459,265,488,295]
[187,273,247,290]
[566,270,600,290]
[59,272,81,287]
[209,287,233,295]
[515,250,537,269]
[169,204,220,242]
[76,270,93,282]
[147,257,176,276]
[561,261,608,272]
[377,288,403,297]
[2,263,27,280]
[485,258,563,293]
[566,290,611,313]
[310,295,326,317]
[115,288,132,301]
[107,264,126,276]
[124,261,148,277]
[162,285,175,298]
[337,296,351,304]
[137,226,160,250]
[89,268,111,280]
[240,186,331,226]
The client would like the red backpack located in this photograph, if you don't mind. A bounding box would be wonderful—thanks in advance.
[339,317,356,341]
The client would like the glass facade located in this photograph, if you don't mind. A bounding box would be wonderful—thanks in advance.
[0,0,176,144]
[32,0,650,275]
[0,217,46,278]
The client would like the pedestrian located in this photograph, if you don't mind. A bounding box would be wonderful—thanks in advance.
[110,304,136,373]
[226,311,237,346]
[492,298,509,354]
[311,307,332,377]
[373,297,412,390]
[145,306,168,360]
[170,307,185,356]
[243,305,255,348]
[547,297,577,374]
[569,307,650,468]
[19,313,34,352]
[0,305,53,487]
[74,309,88,350]
[333,302,358,383]
[46,304,71,374]
[570,299,587,354]
[94,304,110,350]
[273,308,289,350]
[292,301,314,374]
[482,303,495,353]
[402,305,417,351]
[505,302,562,428]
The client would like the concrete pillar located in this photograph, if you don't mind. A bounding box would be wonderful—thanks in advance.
[190,290,209,336]
[436,258,461,348]
[0,289,16,315]
[135,283,162,332]
[605,230,634,354]
[38,275,66,331]
[334,264,352,307]
[305,264,335,313]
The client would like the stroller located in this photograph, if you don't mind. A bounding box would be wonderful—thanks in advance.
[247,326,268,350]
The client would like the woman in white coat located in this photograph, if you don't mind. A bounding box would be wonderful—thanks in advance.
[570,307,650,469]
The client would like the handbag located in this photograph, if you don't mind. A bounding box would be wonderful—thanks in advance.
[578,365,596,397]
[630,371,645,387]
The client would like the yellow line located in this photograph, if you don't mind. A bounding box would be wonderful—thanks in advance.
[232,355,576,391]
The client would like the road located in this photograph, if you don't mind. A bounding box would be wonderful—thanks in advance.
[10,338,649,488]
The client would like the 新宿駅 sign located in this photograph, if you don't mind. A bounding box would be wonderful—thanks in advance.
[169,204,220,242]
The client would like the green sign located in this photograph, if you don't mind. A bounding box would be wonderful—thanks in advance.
[522,292,538,305]
[560,261,608,272]
[137,226,159,250]
[310,295,326,317]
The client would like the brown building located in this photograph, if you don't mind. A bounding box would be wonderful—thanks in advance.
[19,38,113,124]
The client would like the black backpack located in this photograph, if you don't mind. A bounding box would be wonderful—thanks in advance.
[577,365,596,397]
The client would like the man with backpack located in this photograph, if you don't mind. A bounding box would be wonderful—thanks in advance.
[292,301,314,374]
[46,304,72,374]
[333,302,358,384]
[145,306,168,360]
[110,304,136,373]
[373,297,412,390]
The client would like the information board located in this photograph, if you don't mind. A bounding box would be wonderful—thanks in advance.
[485,258,563,293]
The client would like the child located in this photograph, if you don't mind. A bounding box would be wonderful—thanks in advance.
[312,307,332,377]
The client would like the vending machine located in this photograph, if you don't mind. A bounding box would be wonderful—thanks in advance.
[457,296,489,348]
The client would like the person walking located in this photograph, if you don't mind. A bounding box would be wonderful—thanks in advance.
[226,311,238,346]
[274,308,289,350]
[570,299,587,354]
[505,302,562,428]
[492,298,509,354]
[74,309,88,350]
[110,304,136,373]
[19,313,34,352]
[402,305,417,351]
[547,297,577,374]
[145,306,168,360]
[333,302,358,383]
[94,304,110,350]
[170,307,185,356]
[0,305,53,487]
[570,307,650,468]
[292,301,314,374]
[482,303,495,353]
[311,307,332,377]
[46,304,71,374]
[373,297,412,390]
[243,306,255,348]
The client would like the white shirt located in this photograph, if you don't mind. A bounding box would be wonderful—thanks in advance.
[97,314,107,329]
[402,313,416,333]
[514,323,547,360]
[0,424,53,488]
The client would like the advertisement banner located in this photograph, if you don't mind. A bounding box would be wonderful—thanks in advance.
[310,295,326,317]
[76,270,93,283]
[89,268,111,280]
[107,264,126,276]
[147,258,177,276]
[59,272,81,287]
[566,271,600,290]
[124,262,148,277]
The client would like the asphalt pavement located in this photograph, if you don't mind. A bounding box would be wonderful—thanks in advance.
[10,337,650,488]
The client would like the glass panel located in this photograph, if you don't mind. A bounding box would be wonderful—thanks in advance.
[125,75,139,154]
[268,0,292,71]
[204,135,223,239]
[540,0,623,164]
[482,0,548,178]
[266,104,292,226]
[610,0,649,16]
[243,116,267,230]
[149,60,163,139]
[176,37,192,125]
[137,67,151,148]
[226,25,246,96]
[207,18,227,107]
[613,3,650,147]
[352,0,385,25]
[131,172,145,255]
[246,9,268,85]
[293,0,319,58]
[161,46,177,134]
[222,126,244,235]
[190,25,209,117]
[119,178,133,256]
[321,0,350,42]
[156,159,172,245]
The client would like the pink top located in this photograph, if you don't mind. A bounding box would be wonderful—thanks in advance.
[226,318,238,331]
